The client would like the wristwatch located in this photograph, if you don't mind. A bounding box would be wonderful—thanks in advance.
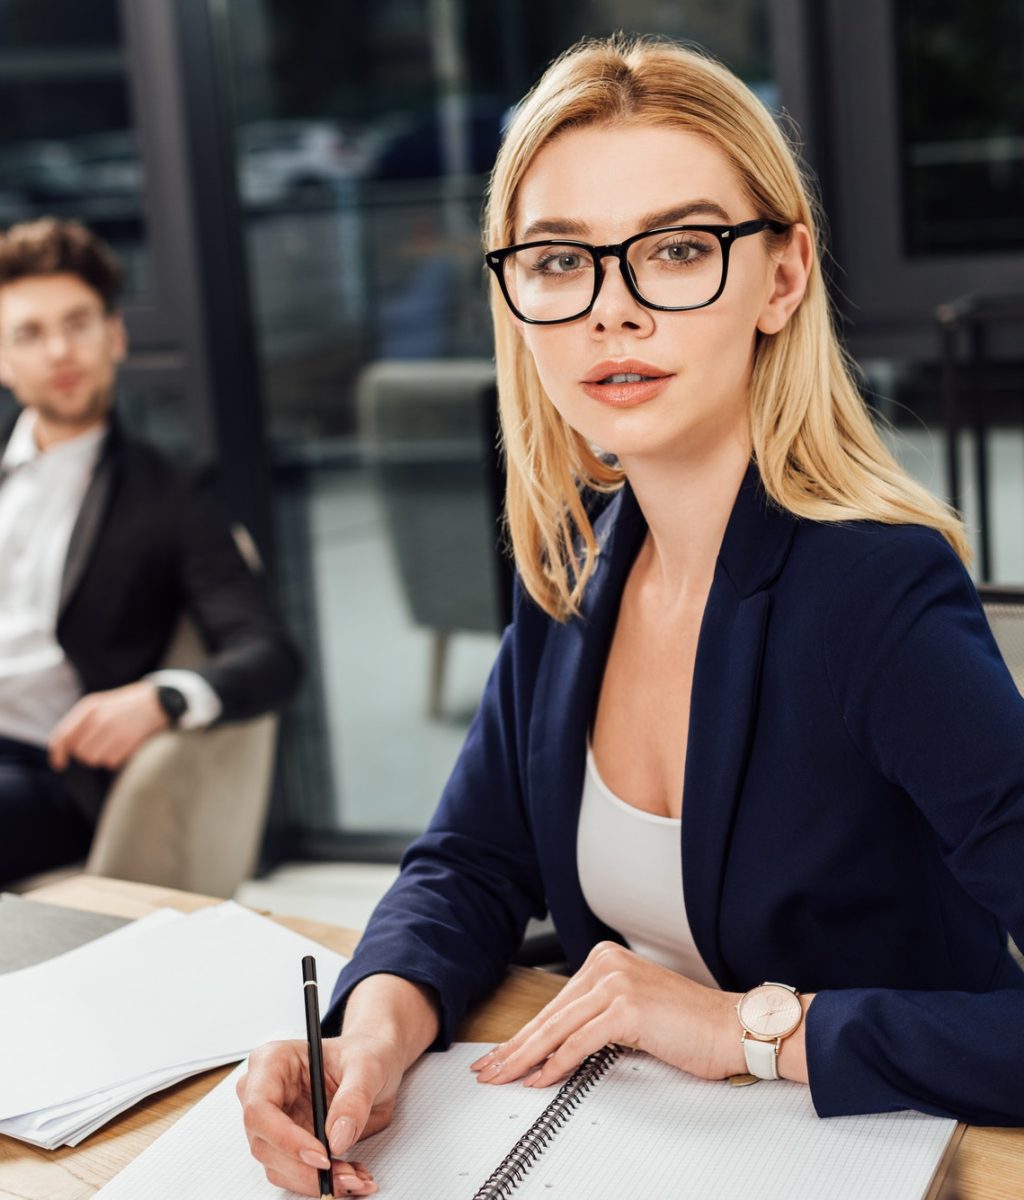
[736,981,804,1080]
[155,685,188,728]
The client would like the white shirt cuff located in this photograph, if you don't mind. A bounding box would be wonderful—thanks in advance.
[145,669,223,730]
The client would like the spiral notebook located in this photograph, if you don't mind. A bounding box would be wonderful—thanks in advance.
[94,1042,957,1200]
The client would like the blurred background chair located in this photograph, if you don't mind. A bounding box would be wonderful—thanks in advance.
[936,293,1024,583]
[357,358,512,717]
[978,584,1024,696]
[79,616,279,898]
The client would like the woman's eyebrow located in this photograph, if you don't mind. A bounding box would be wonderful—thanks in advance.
[518,216,590,241]
[639,200,733,228]
[518,199,733,243]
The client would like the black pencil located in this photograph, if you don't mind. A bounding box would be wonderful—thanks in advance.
[302,955,334,1200]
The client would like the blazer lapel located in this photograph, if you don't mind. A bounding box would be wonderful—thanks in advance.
[59,424,119,617]
[682,465,798,989]
[528,485,647,966]
[0,414,19,487]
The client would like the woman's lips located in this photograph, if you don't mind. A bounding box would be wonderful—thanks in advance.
[580,373,673,407]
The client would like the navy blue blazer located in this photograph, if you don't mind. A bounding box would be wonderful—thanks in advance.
[327,464,1024,1126]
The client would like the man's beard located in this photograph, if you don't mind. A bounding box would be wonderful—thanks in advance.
[34,383,114,431]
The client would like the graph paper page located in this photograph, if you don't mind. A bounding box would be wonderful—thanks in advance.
[94,1045,552,1200]
[515,1052,956,1200]
[95,1047,955,1200]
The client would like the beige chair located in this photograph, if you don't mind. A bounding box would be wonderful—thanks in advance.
[81,715,277,898]
[14,607,278,900]
[978,585,1024,697]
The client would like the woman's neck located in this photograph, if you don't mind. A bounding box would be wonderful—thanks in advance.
[618,436,752,605]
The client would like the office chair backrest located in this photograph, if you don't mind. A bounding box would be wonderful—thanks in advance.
[978,586,1024,697]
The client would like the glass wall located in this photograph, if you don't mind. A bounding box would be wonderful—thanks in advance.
[223,0,775,837]
[0,0,198,459]
[895,0,1024,255]
[0,0,152,297]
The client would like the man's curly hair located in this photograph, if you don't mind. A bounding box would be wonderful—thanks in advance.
[0,217,123,312]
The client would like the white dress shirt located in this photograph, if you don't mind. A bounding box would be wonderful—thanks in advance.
[0,410,220,747]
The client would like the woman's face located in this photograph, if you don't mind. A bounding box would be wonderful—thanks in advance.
[511,122,802,468]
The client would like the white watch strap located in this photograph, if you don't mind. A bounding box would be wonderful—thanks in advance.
[742,1034,780,1081]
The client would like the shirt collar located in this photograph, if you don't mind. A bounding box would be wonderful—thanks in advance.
[1,409,108,471]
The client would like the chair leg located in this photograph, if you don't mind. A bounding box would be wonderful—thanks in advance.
[427,631,450,718]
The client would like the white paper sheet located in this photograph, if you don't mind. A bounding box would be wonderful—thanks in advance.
[0,902,348,1147]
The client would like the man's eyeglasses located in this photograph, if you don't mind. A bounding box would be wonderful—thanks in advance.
[484,219,790,325]
[1,309,108,354]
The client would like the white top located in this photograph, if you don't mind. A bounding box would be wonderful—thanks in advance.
[577,744,718,988]
[0,410,219,746]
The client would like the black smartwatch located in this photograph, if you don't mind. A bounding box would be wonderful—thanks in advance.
[155,685,188,727]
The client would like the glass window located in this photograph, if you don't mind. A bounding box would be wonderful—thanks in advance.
[0,0,152,298]
[861,355,1024,583]
[895,0,1024,255]
[225,0,775,837]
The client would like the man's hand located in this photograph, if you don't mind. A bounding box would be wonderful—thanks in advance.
[48,682,171,772]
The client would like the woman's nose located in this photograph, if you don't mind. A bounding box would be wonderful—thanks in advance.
[587,258,654,334]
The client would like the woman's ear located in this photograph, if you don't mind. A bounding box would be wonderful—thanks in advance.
[756,223,813,335]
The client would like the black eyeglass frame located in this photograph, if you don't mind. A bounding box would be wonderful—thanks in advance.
[484,219,791,325]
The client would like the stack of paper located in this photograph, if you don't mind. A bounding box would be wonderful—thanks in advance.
[0,902,347,1148]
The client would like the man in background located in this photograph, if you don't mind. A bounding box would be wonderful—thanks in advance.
[0,217,302,887]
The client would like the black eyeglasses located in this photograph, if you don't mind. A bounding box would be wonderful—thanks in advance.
[484,219,790,325]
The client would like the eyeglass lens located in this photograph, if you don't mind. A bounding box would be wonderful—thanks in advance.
[4,310,106,352]
[502,229,724,321]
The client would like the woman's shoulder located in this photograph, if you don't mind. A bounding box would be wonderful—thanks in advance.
[793,516,965,584]
[769,518,978,655]
[786,518,982,667]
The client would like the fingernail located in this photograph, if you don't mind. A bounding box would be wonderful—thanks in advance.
[522,1070,542,1087]
[300,1148,331,1169]
[329,1116,357,1156]
[477,1061,502,1083]
[471,1047,500,1069]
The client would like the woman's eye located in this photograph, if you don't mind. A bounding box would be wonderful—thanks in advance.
[656,241,703,263]
[534,252,586,273]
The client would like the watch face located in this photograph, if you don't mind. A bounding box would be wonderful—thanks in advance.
[157,686,187,723]
[738,984,802,1038]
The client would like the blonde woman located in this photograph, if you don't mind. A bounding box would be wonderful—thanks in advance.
[240,36,1024,1196]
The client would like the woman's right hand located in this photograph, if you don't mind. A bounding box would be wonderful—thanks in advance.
[238,1030,406,1197]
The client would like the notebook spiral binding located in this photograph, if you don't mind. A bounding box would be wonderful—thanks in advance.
[472,1044,622,1199]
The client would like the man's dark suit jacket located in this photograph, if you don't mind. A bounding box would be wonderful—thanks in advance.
[327,463,1024,1126]
[0,413,302,820]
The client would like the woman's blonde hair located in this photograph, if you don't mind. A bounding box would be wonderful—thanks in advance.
[484,34,970,621]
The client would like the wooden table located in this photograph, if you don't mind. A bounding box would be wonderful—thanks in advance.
[1,876,1022,1200]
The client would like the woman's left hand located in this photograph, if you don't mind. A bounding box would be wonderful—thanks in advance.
[470,941,745,1088]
